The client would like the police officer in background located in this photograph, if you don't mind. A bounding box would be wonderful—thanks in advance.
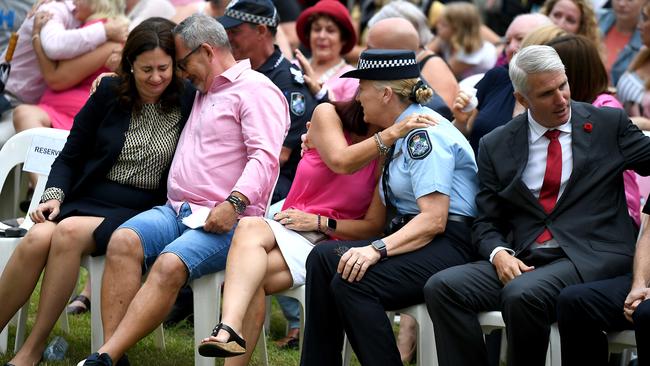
[218,0,317,204]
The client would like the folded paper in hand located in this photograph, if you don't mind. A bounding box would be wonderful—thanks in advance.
[181,207,211,229]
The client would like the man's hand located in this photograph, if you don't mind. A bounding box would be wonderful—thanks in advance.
[204,202,238,233]
[337,245,381,282]
[29,199,60,223]
[624,286,650,322]
[104,17,129,43]
[492,250,534,285]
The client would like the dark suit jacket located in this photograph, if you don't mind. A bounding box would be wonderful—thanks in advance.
[45,77,195,203]
[473,101,650,282]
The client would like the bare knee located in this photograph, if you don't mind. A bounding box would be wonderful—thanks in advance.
[50,218,92,256]
[147,253,188,290]
[15,223,55,259]
[231,217,273,251]
[106,228,144,264]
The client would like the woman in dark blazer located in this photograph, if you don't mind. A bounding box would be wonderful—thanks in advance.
[0,18,194,366]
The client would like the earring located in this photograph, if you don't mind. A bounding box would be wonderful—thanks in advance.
[130,68,134,73]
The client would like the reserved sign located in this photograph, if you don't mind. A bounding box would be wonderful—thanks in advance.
[23,135,67,175]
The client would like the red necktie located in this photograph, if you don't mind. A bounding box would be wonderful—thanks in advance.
[536,129,562,243]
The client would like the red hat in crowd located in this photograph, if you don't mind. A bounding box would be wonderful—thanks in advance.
[295,0,357,55]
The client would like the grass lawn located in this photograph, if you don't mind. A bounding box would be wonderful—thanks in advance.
[0,272,367,366]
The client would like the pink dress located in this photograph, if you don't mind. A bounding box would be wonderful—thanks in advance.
[37,19,110,131]
[593,93,641,227]
[324,63,359,102]
[267,135,379,286]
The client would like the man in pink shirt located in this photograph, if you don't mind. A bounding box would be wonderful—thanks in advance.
[79,14,290,366]
[0,0,127,144]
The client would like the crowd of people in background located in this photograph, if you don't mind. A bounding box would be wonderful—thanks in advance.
[0,0,649,365]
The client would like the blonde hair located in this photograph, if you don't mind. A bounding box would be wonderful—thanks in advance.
[441,2,482,55]
[540,0,600,45]
[520,24,567,49]
[87,0,126,21]
[374,78,433,105]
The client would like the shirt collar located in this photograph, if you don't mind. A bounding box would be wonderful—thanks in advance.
[527,109,572,144]
[209,59,251,91]
[395,103,425,125]
[257,46,283,73]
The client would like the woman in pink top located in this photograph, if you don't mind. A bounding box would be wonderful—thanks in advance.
[293,0,359,102]
[13,0,125,132]
[196,98,436,364]
[549,34,641,227]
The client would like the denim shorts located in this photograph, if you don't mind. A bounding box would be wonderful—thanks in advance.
[118,202,235,281]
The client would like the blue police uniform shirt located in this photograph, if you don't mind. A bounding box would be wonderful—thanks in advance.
[258,45,317,202]
[379,104,479,217]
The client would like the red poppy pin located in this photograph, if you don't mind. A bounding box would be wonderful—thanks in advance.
[583,122,593,133]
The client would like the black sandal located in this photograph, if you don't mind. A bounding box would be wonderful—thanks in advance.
[197,323,246,358]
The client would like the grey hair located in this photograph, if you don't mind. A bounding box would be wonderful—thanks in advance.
[509,45,565,94]
[368,1,433,46]
[172,14,231,51]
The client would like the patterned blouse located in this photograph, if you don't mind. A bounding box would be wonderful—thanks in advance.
[41,104,182,203]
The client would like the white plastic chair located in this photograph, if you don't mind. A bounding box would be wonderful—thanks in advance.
[477,311,559,366]
[0,128,69,353]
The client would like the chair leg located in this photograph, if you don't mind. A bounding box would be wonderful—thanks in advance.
[14,302,28,352]
[87,256,105,352]
[191,272,223,366]
[57,309,70,334]
[256,326,269,366]
[342,334,353,366]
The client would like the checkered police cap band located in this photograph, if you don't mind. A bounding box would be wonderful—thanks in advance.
[225,8,278,27]
[357,58,418,70]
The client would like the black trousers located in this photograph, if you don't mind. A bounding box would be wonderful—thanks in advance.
[424,255,582,366]
[299,221,474,366]
[557,274,650,366]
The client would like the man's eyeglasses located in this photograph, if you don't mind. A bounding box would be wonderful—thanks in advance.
[177,44,202,72]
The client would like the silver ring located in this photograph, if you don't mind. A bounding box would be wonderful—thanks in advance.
[354,262,361,267]
[286,218,292,224]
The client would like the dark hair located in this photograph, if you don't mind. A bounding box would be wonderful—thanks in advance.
[116,17,183,113]
[545,34,608,103]
[245,22,278,37]
[333,99,368,136]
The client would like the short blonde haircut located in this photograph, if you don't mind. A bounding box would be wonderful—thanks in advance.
[540,0,600,46]
[374,78,433,105]
[520,24,567,49]
[440,2,482,55]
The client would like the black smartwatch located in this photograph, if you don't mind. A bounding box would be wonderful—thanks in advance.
[371,239,387,260]
[226,194,246,215]
[327,217,337,233]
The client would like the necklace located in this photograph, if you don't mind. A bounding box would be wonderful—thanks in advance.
[313,59,346,84]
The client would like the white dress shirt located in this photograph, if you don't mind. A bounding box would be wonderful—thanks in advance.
[489,109,573,262]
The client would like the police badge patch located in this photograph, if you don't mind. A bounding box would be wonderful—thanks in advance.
[290,92,306,116]
[407,130,432,160]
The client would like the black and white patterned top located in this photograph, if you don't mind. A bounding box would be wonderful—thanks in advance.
[41,104,182,203]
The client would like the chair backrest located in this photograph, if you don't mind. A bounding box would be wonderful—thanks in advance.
[0,128,69,228]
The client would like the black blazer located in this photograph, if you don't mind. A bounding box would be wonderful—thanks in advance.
[45,77,196,204]
[473,101,650,282]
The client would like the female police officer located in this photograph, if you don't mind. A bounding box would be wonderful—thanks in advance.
[299,49,480,366]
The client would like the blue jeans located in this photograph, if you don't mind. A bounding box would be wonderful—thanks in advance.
[119,202,235,281]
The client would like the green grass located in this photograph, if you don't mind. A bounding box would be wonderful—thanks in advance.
[0,273,366,366]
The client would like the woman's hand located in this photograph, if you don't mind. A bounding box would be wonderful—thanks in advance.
[274,208,318,232]
[104,46,123,72]
[387,113,438,140]
[451,89,475,125]
[295,49,323,95]
[300,121,313,156]
[337,245,381,282]
[29,199,60,223]
[32,11,53,36]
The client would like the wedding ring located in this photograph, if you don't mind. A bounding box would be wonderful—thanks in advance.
[286,218,292,224]
[354,262,361,267]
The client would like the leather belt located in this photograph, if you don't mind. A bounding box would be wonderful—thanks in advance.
[448,214,474,225]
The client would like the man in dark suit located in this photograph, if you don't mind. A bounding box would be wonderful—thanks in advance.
[556,200,650,365]
[423,45,650,366]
